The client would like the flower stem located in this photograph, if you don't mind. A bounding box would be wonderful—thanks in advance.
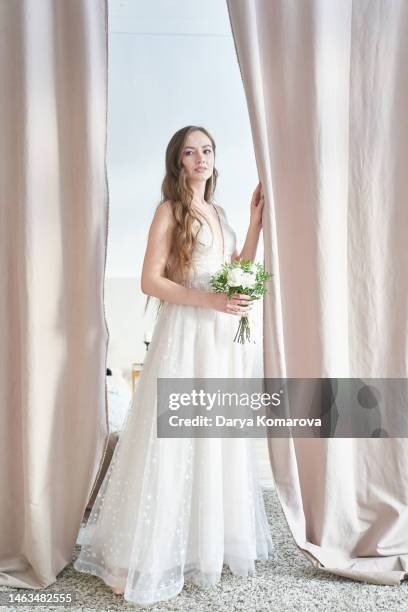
[233,316,254,344]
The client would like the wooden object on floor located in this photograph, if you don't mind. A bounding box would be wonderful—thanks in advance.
[131,362,143,391]
[86,432,119,513]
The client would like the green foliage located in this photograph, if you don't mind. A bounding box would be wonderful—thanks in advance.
[210,259,272,301]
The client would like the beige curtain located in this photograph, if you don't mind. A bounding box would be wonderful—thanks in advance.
[227,0,408,585]
[0,0,109,588]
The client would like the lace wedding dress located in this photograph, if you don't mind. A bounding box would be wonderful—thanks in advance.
[74,203,274,605]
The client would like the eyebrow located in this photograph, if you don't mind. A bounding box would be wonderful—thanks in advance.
[183,145,213,151]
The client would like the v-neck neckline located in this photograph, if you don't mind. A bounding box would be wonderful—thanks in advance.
[194,202,225,259]
[211,203,225,259]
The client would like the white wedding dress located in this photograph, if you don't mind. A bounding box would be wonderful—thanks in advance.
[74,203,273,605]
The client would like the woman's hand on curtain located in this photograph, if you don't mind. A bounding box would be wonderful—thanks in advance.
[232,183,264,262]
[250,182,264,229]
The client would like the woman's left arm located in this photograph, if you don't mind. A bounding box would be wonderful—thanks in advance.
[232,182,265,262]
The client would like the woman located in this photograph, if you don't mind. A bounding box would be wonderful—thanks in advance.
[74,126,273,605]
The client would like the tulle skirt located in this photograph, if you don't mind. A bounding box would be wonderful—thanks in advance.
[74,301,274,605]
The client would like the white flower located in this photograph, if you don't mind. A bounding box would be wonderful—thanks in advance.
[241,272,256,289]
[227,268,244,287]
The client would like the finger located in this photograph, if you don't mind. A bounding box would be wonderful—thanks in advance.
[226,304,240,314]
[254,183,261,197]
[236,294,252,300]
[231,298,252,307]
[227,303,251,315]
[235,305,253,314]
[239,306,253,313]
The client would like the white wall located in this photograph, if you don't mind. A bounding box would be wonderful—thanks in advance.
[105,0,264,375]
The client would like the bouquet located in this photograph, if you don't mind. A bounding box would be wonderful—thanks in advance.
[210,259,272,344]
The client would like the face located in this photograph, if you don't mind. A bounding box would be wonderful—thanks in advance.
[180,130,214,184]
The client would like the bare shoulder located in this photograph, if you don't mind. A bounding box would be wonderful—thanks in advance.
[155,199,173,217]
[152,200,175,228]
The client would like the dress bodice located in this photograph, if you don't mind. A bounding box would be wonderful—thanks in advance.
[186,203,237,290]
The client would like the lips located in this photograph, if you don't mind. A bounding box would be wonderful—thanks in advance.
[195,167,207,171]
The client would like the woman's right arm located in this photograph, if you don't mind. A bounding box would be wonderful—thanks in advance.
[140,202,253,316]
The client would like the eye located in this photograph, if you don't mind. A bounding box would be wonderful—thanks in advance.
[204,149,212,155]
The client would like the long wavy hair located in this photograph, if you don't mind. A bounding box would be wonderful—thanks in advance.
[145,126,218,316]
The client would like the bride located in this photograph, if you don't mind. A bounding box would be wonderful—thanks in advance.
[74,125,274,605]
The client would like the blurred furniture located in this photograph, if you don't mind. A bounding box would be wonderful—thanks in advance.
[131,362,144,390]
[86,367,134,512]
[86,431,119,513]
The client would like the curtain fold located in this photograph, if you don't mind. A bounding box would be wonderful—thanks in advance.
[227,0,408,585]
[0,0,109,588]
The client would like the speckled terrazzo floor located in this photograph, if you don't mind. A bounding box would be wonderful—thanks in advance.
[1,488,408,611]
